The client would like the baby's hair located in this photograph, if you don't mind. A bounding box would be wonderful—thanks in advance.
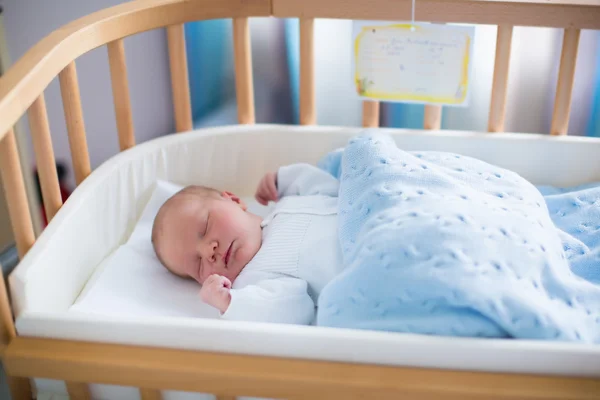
[151,185,222,274]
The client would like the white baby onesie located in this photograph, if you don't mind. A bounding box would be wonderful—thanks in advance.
[220,163,344,324]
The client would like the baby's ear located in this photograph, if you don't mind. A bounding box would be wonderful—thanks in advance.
[221,191,248,211]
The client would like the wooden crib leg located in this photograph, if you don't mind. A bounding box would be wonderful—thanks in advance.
[66,382,91,400]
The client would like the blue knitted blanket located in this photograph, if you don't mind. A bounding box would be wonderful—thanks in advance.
[316,131,600,343]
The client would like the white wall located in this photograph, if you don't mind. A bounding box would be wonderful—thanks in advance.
[2,0,174,188]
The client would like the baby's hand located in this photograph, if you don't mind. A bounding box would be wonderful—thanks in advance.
[255,171,278,205]
[199,274,232,313]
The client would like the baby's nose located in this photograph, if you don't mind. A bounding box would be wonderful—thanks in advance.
[201,241,218,262]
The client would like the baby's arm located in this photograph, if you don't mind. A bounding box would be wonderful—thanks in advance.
[255,163,339,204]
[200,274,315,325]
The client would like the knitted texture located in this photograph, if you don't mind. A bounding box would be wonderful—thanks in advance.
[316,132,600,343]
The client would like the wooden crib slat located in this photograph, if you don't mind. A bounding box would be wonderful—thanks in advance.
[0,129,35,258]
[0,127,33,392]
[28,94,63,222]
[362,101,380,127]
[107,39,136,150]
[59,61,91,185]
[66,382,91,399]
[0,132,34,400]
[167,24,193,133]
[233,18,256,125]
[0,260,17,354]
[424,105,442,130]
[550,28,580,136]
[488,25,513,133]
[300,18,316,125]
[140,388,163,400]
[216,396,236,400]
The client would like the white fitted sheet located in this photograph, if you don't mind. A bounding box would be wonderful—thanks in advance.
[9,125,600,398]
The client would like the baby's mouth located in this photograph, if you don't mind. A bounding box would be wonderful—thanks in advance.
[224,242,233,266]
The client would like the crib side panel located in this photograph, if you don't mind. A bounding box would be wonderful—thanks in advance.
[278,0,598,136]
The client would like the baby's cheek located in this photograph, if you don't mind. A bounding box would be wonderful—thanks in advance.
[221,214,245,235]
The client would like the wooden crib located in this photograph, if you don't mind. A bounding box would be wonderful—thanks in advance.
[1,0,599,399]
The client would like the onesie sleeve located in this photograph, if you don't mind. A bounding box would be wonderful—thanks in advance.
[276,163,339,198]
[221,275,316,325]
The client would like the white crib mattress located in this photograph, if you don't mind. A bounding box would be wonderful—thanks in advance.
[9,125,600,397]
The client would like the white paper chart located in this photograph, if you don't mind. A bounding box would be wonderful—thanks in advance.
[352,21,475,106]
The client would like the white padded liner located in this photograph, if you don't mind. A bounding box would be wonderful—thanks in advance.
[9,125,600,398]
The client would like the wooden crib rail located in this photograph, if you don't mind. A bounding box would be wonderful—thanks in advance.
[0,0,271,141]
[4,337,600,400]
[273,0,600,29]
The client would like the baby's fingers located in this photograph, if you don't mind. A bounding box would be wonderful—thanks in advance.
[221,276,232,289]
[255,193,268,206]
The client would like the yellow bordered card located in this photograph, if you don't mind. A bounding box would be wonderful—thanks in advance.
[352,21,475,106]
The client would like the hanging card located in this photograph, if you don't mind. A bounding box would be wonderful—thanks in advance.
[352,21,475,106]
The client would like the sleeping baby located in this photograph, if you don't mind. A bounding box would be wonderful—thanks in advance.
[152,131,600,343]
[151,163,341,325]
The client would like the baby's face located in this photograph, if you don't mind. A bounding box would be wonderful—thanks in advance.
[157,192,262,284]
